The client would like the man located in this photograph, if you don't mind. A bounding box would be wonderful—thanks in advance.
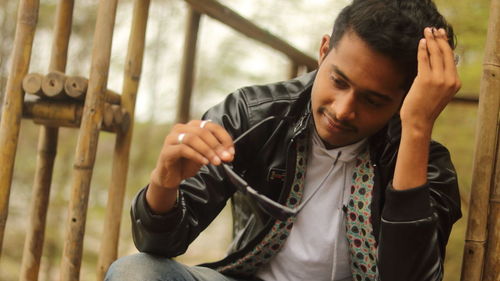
[106,0,462,280]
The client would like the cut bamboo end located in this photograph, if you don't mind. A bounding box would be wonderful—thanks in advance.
[42,71,67,99]
[64,76,88,100]
[22,73,44,97]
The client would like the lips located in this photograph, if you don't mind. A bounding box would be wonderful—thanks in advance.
[322,112,355,133]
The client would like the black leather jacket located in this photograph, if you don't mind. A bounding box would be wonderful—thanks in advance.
[131,72,462,281]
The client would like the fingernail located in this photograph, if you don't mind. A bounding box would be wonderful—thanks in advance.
[213,156,221,165]
[202,157,209,165]
[440,28,446,36]
[222,151,231,159]
[229,147,235,155]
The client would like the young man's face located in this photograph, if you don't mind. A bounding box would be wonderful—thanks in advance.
[311,31,406,148]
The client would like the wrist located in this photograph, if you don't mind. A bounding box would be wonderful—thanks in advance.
[400,118,434,138]
[146,181,179,214]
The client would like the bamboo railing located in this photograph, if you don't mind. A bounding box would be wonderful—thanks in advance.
[461,0,500,280]
[175,0,317,122]
[0,0,151,280]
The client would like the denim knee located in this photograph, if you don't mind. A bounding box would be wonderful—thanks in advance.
[105,253,193,281]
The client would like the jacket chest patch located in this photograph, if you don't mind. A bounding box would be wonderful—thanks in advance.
[267,168,286,183]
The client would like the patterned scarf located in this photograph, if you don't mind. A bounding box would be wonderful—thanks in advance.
[346,149,378,280]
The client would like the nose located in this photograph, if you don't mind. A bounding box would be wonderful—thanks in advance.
[333,91,356,121]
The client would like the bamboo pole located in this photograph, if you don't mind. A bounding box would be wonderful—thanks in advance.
[461,0,500,280]
[96,0,151,278]
[183,0,316,70]
[20,1,74,280]
[23,100,82,128]
[59,0,118,279]
[478,1,500,280]
[0,0,39,258]
[22,100,123,133]
[175,7,201,123]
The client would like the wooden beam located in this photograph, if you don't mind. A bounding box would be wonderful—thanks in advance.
[461,0,500,280]
[176,7,201,123]
[0,0,39,257]
[96,0,151,278]
[184,0,317,70]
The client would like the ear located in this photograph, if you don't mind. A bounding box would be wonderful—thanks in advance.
[318,35,331,66]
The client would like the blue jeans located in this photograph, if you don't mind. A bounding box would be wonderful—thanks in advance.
[105,253,261,281]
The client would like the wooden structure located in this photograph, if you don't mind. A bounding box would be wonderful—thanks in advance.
[460,0,500,280]
[0,0,495,281]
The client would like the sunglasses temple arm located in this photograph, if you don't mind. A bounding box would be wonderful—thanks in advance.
[247,188,296,213]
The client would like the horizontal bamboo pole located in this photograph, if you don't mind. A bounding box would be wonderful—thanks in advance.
[184,0,317,70]
[461,0,500,280]
[96,0,151,277]
[0,0,39,257]
[22,100,126,133]
[59,0,118,278]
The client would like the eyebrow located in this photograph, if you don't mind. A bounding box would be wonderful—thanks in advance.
[331,65,393,102]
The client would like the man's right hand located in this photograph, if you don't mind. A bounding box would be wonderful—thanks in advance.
[146,120,235,214]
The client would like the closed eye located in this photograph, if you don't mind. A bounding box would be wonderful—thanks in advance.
[330,75,349,89]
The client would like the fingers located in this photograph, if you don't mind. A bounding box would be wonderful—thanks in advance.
[423,27,444,74]
[168,120,235,166]
[419,27,461,91]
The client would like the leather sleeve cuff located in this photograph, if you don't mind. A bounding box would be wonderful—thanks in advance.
[381,182,433,222]
[133,186,184,232]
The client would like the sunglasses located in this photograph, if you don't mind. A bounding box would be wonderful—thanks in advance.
[221,116,341,221]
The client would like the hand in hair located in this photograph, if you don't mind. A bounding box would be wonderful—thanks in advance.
[399,27,461,131]
[393,26,461,190]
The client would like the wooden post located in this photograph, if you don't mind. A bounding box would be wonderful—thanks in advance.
[59,0,118,280]
[175,7,201,123]
[20,1,74,280]
[289,61,299,80]
[96,0,151,277]
[0,0,39,258]
[461,0,500,280]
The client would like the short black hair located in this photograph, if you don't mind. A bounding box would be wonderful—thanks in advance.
[330,0,456,90]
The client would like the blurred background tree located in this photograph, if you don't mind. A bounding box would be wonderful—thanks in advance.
[0,0,488,280]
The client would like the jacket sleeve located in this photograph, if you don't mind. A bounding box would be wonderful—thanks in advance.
[130,90,251,257]
[377,141,462,281]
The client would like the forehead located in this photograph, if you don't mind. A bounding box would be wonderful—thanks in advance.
[327,32,406,98]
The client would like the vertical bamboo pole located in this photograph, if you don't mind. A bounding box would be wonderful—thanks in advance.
[175,7,201,123]
[20,1,74,280]
[460,0,500,280]
[479,1,500,280]
[59,0,118,280]
[0,0,39,258]
[96,0,151,279]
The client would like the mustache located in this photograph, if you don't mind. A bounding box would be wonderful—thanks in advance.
[318,107,358,132]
